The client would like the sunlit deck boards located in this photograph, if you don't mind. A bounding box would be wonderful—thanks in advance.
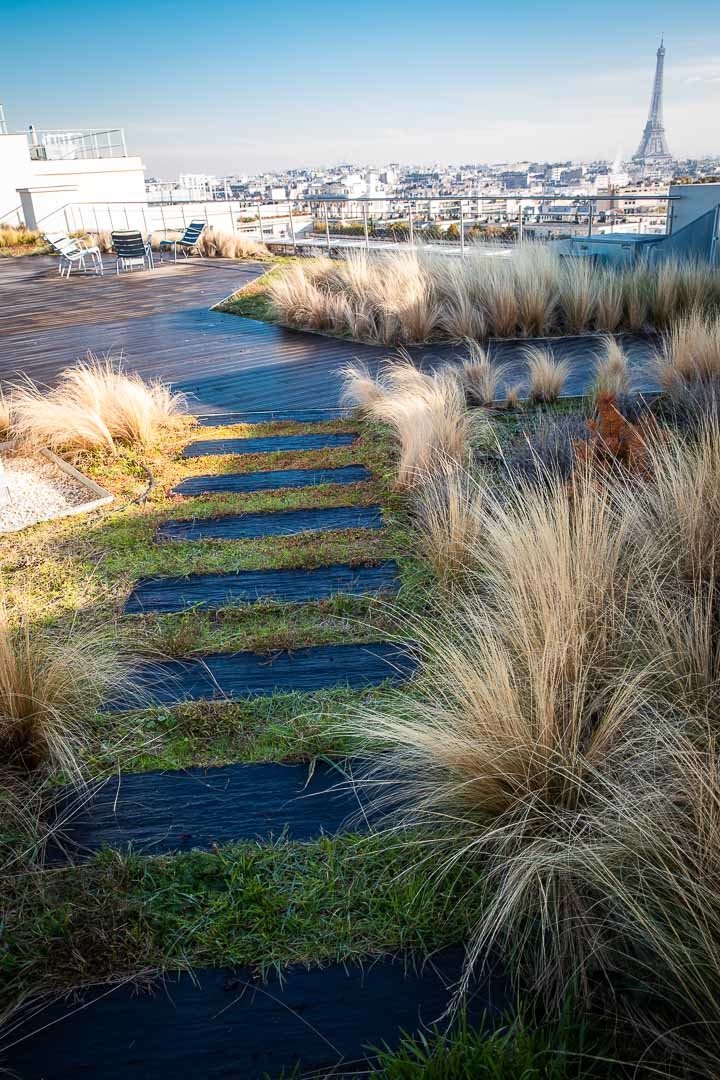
[0,255,658,414]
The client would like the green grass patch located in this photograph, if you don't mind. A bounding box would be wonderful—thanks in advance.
[0,833,483,1007]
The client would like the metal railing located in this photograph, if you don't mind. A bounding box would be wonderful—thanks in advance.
[25,127,127,161]
[3,192,680,254]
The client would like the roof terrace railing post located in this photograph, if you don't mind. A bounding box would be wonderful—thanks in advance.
[287,200,296,253]
[362,202,369,250]
[518,200,523,244]
[181,204,187,229]
[228,204,236,235]
[93,206,100,235]
[408,202,414,248]
[124,206,130,229]
[120,128,127,157]
[324,203,331,254]
[257,204,264,244]
[160,203,167,238]
[587,203,594,239]
[666,197,674,236]
[460,200,465,256]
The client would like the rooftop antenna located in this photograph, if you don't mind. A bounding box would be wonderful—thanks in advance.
[0,104,7,136]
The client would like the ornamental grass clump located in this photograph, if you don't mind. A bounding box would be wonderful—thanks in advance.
[341,357,489,486]
[524,346,570,404]
[345,470,647,1000]
[458,342,507,406]
[11,357,188,453]
[411,459,486,583]
[651,311,720,394]
[0,610,125,783]
[590,337,631,401]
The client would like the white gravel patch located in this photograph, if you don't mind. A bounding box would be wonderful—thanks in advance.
[0,453,93,534]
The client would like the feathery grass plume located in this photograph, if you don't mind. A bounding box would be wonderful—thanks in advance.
[504,382,523,409]
[197,227,269,260]
[344,469,647,1001]
[590,336,631,400]
[478,256,519,338]
[579,725,720,1079]
[513,244,559,337]
[0,608,126,784]
[593,269,625,333]
[380,251,441,344]
[458,341,507,405]
[11,358,187,453]
[651,311,720,392]
[525,346,570,404]
[621,266,650,333]
[341,356,481,485]
[267,259,337,331]
[11,380,115,453]
[648,259,686,329]
[436,256,487,341]
[411,459,486,583]
[83,230,113,253]
[558,258,597,333]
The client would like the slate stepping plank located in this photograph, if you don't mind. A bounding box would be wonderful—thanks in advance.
[108,641,417,709]
[50,761,362,861]
[125,561,401,614]
[0,947,510,1080]
[157,504,385,541]
[196,408,350,426]
[182,432,358,458]
[173,463,371,496]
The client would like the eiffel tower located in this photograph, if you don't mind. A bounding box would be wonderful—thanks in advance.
[633,38,673,169]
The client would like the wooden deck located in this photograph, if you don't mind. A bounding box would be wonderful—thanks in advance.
[0,255,657,416]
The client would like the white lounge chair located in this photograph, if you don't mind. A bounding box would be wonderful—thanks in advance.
[44,233,103,278]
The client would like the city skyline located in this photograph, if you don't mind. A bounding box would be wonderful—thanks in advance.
[3,0,720,174]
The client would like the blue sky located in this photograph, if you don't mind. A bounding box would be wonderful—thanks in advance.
[3,0,720,175]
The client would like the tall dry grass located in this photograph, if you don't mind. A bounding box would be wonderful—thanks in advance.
[590,336,631,400]
[411,460,486,583]
[0,391,11,440]
[458,342,507,405]
[524,346,570,404]
[197,227,270,260]
[651,311,720,393]
[0,225,42,250]
[341,357,489,486]
[0,609,125,783]
[346,469,647,998]
[345,406,720,1072]
[266,246,719,345]
[11,357,188,453]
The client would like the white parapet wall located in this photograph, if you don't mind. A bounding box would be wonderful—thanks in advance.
[18,156,147,232]
[0,134,33,224]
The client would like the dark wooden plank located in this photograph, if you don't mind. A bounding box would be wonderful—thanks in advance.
[51,761,361,860]
[196,409,350,425]
[0,947,510,1080]
[172,464,372,496]
[125,561,401,614]
[182,432,358,458]
[157,505,385,541]
[109,641,417,708]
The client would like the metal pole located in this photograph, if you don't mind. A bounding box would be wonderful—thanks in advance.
[362,202,369,250]
[459,201,465,256]
[408,202,414,248]
[324,203,331,254]
[287,200,296,253]
[587,203,593,239]
[518,200,523,244]
[257,204,263,243]
[124,205,129,229]
[229,204,236,235]
[107,204,112,231]
[181,204,186,228]
[93,206,100,235]
[160,203,167,238]
[120,128,127,156]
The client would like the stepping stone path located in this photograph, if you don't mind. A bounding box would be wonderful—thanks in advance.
[125,561,402,614]
[109,641,417,709]
[3,947,509,1080]
[50,761,364,861]
[157,504,385,541]
[16,419,443,1079]
[182,432,358,457]
[173,463,371,496]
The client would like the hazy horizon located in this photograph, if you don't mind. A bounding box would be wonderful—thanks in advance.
[4,0,720,176]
